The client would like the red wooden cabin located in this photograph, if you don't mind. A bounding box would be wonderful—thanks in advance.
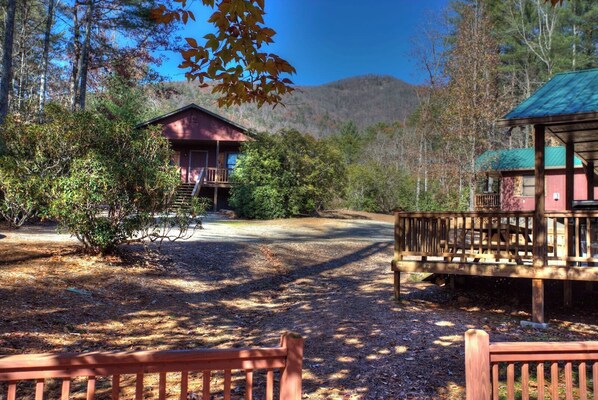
[139,104,250,211]
[475,147,598,211]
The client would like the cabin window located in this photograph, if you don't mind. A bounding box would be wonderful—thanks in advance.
[521,175,535,196]
[226,152,239,169]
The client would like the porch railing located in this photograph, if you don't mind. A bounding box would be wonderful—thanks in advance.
[465,329,598,400]
[474,193,500,210]
[205,167,234,184]
[0,333,303,400]
[394,211,598,265]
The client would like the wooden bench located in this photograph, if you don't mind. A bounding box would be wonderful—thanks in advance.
[0,333,303,400]
[465,329,598,400]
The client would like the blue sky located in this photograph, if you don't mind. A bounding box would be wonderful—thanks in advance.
[158,0,450,86]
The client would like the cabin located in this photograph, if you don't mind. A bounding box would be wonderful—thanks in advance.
[475,146,598,211]
[392,68,598,327]
[138,103,250,211]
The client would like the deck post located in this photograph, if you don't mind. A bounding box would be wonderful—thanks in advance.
[280,333,304,400]
[566,140,574,210]
[587,161,595,201]
[213,187,218,212]
[465,329,491,400]
[393,271,401,300]
[394,211,403,300]
[563,140,575,308]
[532,124,546,324]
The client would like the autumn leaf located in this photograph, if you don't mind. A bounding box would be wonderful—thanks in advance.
[151,0,295,108]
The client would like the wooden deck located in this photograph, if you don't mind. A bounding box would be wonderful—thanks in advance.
[392,211,598,291]
[204,167,234,187]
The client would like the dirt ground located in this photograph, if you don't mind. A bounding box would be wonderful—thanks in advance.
[2,211,598,399]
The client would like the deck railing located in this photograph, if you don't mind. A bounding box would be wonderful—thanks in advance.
[394,210,598,265]
[0,333,303,400]
[205,167,234,184]
[465,329,598,400]
[474,193,500,210]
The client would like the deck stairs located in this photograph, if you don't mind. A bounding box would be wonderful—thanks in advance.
[173,183,195,210]
[172,169,205,211]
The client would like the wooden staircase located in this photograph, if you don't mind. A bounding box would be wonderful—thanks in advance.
[172,169,205,211]
[173,183,195,210]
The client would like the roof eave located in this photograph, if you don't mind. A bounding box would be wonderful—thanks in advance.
[497,111,598,127]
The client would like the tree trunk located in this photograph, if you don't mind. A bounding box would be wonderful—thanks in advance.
[70,2,81,110]
[76,0,93,110]
[0,0,17,124]
[38,0,55,117]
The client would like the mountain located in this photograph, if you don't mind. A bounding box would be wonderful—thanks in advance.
[147,75,421,137]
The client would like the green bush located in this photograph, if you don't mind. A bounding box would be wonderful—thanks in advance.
[230,130,345,219]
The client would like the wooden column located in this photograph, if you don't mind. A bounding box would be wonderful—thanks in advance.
[279,333,304,400]
[465,329,491,400]
[216,140,220,165]
[393,271,401,300]
[394,212,403,300]
[213,140,220,212]
[565,140,574,210]
[564,141,574,308]
[213,187,218,212]
[532,124,546,324]
[584,160,595,296]
[586,161,595,201]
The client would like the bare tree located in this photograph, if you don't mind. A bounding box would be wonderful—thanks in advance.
[38,0,56,116]
[0,0,17,124]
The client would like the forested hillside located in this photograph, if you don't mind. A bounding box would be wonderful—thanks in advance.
[146,75,420,137]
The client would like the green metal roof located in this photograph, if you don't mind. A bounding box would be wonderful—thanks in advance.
[476,147,583,172]
[502,69,598,121]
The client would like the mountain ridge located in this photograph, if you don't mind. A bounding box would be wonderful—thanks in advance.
[148,74,421,136]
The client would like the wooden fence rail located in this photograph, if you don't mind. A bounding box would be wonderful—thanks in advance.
[475,193,501,210]
[395,210,598,265]
[0,333,303,400]
[465,329,598,400]
[205,168,233,184]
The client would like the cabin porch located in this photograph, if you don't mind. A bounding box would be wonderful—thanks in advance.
[392,210,598,298]
[392,69,598,325]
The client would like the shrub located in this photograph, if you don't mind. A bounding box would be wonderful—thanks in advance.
[230,130,345,219]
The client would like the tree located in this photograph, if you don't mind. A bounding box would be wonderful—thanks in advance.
[0,0,16,124]
[38,0,56,116]
[443,1,504,210]
[328,121,363,165]
[230,130,345,219]
[152,0,295,108]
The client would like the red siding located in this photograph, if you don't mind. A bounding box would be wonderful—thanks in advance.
[159,108,249,142]
[501,169,598,211]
